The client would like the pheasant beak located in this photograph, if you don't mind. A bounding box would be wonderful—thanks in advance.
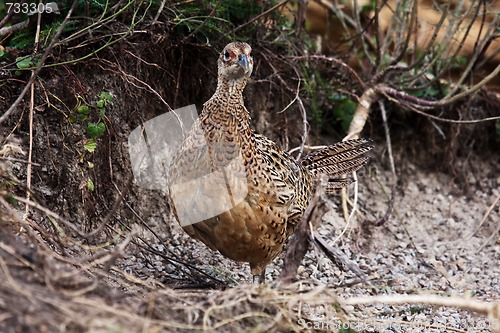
[237,54,250,73]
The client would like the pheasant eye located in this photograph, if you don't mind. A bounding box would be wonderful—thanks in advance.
[249,51,253,58]
[224,50,231,61]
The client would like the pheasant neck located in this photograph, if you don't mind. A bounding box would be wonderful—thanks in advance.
[203,76,251,130]
[220,75,248,96]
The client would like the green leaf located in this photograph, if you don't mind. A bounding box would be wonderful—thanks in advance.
[98,108,106,119]
[86,122,106,138]
[97,91,113,109]
[15,56,32,69]
[79,151,86,164]
[5,180,18,186]
[99,91,113,102]
[87,161,94,169]
[361,0,376,12]
[332,98,356,132]
[77,105,90,115]
[3,193,18,207]
[0,48,5,58]
[77,105,90,121]
[84,139,97,152]
[87,178,95,191]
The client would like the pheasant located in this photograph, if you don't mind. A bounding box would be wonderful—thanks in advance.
[168,42,372,282]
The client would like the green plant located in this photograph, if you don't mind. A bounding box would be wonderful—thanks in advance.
[71,91,113,193]
[1,179,19,207]
[87,178,95,191]
[330,94,356,132]
[301,64,357,134]
[168,0,290,42]
[70,91,113,168]
[6,17,66,50]
[86,91,112,139]
[73,91,112,143]
[15,56,33,69]
[14,54,42,76]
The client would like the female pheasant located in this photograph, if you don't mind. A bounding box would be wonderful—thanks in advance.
[168,42,372,282]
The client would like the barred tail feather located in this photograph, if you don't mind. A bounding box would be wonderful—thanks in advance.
[307,156,370,178]
[300,138,373,191]
[326,178,356,191]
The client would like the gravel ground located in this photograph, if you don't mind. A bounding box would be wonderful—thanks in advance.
[126,157,499,332]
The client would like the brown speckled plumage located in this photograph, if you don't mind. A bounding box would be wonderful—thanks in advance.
[168,42,372,281]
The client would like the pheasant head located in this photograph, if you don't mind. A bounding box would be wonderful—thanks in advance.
[203,42,253,126]
[217,42,253,83]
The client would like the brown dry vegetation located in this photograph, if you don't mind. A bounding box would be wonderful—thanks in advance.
[0,1,499,332]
